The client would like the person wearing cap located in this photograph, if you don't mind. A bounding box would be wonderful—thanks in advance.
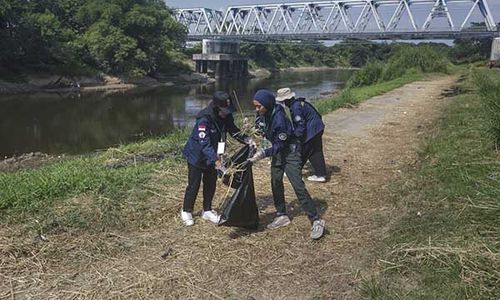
[181,91,251,226]
[276,87,327,183]
[249,89,325,240]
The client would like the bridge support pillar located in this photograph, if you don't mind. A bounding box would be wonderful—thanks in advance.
[489,37,500,68]
[193,39,248,79]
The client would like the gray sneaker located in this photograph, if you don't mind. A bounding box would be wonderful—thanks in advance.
[266,215,291,230]
[311,219,325,240]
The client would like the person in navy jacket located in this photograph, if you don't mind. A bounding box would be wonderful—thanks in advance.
[249,89,325,240]
[276,87,327,183]
[181,91,249,226]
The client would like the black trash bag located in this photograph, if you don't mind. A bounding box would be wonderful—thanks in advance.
[218,146,259,229]
[222,145,253,188]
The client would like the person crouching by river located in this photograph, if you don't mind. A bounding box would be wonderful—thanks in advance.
[276,87,327,183]
[181,91,250,226]
[248,89,325,240]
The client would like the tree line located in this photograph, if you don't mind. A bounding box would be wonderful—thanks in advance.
[240,38,493,71]
[0,0,185,78]
[0,1,494,80]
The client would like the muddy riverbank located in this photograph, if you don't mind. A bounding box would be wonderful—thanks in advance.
[0,73,216,95]
[0,66,356,95]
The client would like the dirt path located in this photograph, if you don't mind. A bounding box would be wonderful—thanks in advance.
[0,76,456,299]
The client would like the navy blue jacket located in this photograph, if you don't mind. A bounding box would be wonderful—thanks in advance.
[258,104,293,158]
[289,98,324,143]
[183,103,245,168]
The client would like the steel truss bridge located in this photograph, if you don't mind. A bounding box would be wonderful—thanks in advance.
[174,0,499,41]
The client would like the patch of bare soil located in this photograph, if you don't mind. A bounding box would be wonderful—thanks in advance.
[0,76,456,299]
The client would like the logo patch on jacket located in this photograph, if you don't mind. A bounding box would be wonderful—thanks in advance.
[278,133,288,141]
[198,131,206,139]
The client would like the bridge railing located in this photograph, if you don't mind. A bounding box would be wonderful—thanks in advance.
[174,0,498,39]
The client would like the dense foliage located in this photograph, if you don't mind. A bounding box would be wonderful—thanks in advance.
[0,1,494,80]
[450,22,495,63]
[0,0,185,77]
[451,38,492,63]
[240,37,493,72]
[347,44,450,88]
[240,40,393,70]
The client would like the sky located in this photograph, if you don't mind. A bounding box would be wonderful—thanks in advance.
[165,0,500,24]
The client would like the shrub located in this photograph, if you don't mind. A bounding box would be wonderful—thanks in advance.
[347,45,449,87]
[346,61,384,88]
[383,45,448,81]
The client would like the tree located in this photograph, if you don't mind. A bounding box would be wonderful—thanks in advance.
[0,0,186,78]
[75,0,185,76]
[452,38,492,63]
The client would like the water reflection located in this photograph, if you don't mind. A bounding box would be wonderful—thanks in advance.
[0,70,353,157]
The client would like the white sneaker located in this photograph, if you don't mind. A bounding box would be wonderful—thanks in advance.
[307,175,326,182]
[181,211,194,226]
[201,210,220,224]
[311,219,325,240]
[266,215,291,229]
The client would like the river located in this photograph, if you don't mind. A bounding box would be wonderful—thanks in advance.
[0,69,353,157]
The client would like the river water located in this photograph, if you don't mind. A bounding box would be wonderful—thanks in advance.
[0,70,353,157]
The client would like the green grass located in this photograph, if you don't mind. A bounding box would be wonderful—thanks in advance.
[316,45,453,115]
[315,69,422,115]
[361,69,500,299]
[474,69,500,147]
[0,128,189,231]
[346,44,449,89]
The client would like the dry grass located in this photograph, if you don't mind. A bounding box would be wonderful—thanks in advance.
[0,77,456,299]
[377,239,500,297]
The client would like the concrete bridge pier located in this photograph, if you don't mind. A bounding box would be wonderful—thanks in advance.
[491,38,500,60]
[488,37,500,68]
[193,39,248,79]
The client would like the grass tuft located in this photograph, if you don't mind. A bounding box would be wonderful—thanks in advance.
[473,69,500,147]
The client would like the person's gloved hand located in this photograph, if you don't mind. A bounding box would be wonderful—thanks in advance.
[244,137,257,148]
[215,159,227,177]
[242,117,252,131]
[248,150,265,163]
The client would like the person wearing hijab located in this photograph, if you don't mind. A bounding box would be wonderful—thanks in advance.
[249,89,325,240]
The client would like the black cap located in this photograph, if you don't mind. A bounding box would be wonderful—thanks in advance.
[213,91,236,113]
[213,91,230,107]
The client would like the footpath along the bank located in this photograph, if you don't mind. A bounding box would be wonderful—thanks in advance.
[0,76,456,299]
